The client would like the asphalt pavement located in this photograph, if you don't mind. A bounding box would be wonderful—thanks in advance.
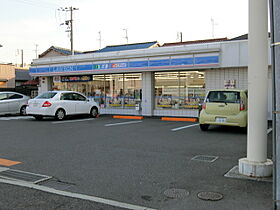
[0,115,273,210]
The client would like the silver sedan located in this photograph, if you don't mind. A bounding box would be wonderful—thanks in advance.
[0,92,30,115]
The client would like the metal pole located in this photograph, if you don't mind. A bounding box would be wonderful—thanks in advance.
[270,0,280,208]
[70,6,74,55]
[21,49,24,67]
[269,1,276,208]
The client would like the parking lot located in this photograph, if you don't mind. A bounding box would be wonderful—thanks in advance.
[0,115,273,210]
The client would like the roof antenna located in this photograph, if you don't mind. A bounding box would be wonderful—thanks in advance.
[123,28,128,44]
[177,32,183,42]
[98,31,102,49]
[211,18,218,38]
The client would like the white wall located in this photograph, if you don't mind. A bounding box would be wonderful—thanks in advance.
[205,67,248,90]
[205,67,272,120]
[38,77,52,94]
[141,72,154,116]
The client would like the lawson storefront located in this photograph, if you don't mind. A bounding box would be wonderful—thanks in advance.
[30,40,253,117]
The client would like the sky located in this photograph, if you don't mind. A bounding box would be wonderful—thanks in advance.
[0,0,249,65]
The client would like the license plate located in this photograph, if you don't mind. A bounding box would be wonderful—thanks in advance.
[216,117,226,123]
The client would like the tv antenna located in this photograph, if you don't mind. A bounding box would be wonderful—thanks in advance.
[211,18,218,38]
[123,28,128,44]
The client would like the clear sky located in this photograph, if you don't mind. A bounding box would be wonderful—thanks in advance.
[0,0,248,65]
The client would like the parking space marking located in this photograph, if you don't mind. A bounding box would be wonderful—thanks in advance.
[0,178,156,210]
[171,123,199,131]
[52,118,95,124]
[105,120,142,127]
[0,116,33,121]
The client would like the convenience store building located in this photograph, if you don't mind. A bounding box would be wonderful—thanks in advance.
[29,37,272,118]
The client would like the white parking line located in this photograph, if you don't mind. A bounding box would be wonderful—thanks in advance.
[0,116,34,121]
[171,123,199,131]
[52,118,95,124]
[105,120,142,127]
[0,178,156,210]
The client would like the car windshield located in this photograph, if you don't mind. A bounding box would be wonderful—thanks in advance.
[207,91,240,103]
[36,92,57,99]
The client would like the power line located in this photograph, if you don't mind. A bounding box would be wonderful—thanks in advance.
[9,0,61,9]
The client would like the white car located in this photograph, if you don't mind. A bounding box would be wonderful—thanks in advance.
[26,91,100,120]
[0,92,29,115]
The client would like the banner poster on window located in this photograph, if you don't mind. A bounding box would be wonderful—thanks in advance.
[61,75,93,82]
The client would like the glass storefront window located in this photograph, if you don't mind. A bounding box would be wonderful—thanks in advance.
[155,71,205,110]
[106,74,124,108]
[53,73,142,109]
[89,75,105,107]
[123,74,142,109]
[155,72,180,109]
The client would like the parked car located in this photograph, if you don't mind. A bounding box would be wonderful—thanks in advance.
[0,92,29,116]
[26,91,100,120]
[199,89,248,131]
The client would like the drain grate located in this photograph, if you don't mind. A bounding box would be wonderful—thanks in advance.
[0,169,51,184]
[164,188,190,199]
[39,178,75,190]
[191,155,218,163]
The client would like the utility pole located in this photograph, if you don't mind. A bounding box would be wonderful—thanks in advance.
[238,0,272,178]
[21,49,23,67]
[98,31,102,49]
[59,6,79,55]
[34,44,39,58]
[123,28,128,44]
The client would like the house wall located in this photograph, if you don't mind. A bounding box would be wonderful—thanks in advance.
[0,64,15,88]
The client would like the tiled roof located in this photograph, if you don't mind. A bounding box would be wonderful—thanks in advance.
[22,79,39,86]
[228,33,271,41]
[162,38,228,47]
[229,34,248,41]
[16,69,32,81]
[96,41,159,53]
[39,46,82,58]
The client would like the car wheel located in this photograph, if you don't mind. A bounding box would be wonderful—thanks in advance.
[55,109,66,120]
[200,124,209,131]
[89,107,98,118]
[20,105,27,116]
[34,115,43,120]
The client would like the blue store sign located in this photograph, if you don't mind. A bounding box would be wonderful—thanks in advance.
[30,54,219,76]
